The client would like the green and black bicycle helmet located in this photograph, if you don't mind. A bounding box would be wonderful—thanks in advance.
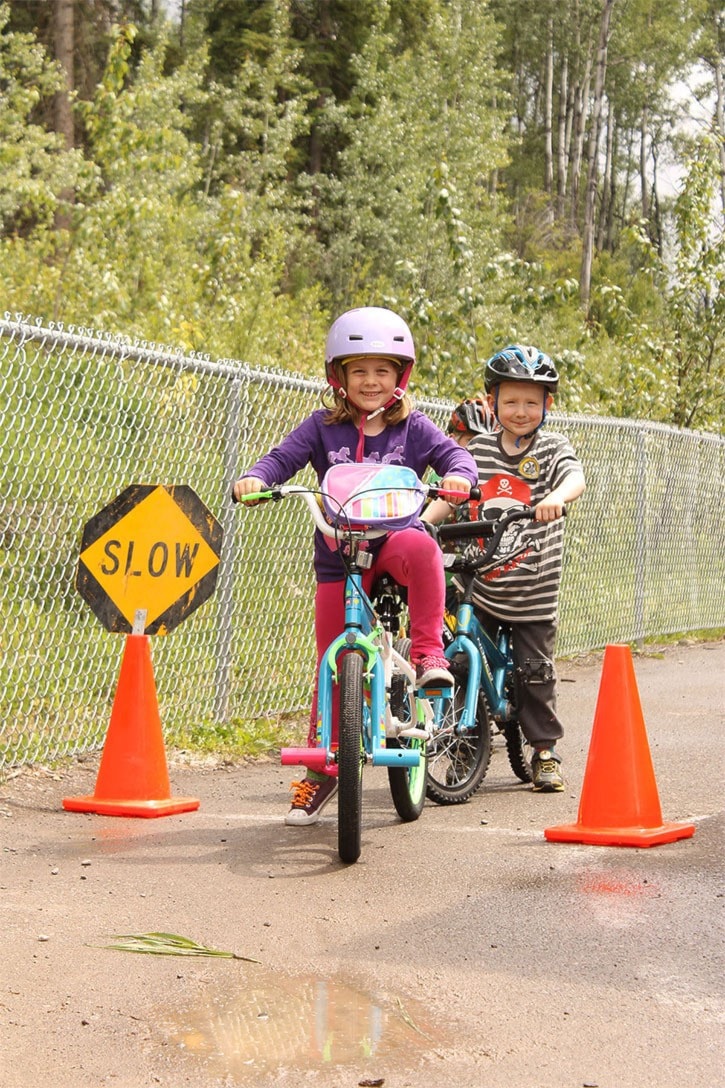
[484,345,559,394]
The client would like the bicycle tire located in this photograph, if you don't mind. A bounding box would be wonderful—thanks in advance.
[387,639,427,822]
[338,652,365,864]
[504,721,534,782]
[426,659,492,805]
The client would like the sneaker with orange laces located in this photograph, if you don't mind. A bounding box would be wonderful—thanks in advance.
[285,775,338,826]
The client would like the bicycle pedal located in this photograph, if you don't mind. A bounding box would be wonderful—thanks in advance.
[417,684,453,699]
[395,727,431,740]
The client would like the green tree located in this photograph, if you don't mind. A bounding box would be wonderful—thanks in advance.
[589,134,724,431]
[316,0,509,392]
[0,1,87,235]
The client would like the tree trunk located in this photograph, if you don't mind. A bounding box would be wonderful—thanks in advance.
[544,16,554,201]
[597,96,613,252]
[714,52,725,214]
[580,0,616,313]
[604,121,619,251]
[53,0,74,149]
[569,50,592,226]
[53,0,74,232]
[651,139,663,254]
[557,52,569,216]
[639,103,649,222]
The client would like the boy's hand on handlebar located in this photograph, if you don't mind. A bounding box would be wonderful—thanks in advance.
[534,494,567,522]
[232,476,267,505]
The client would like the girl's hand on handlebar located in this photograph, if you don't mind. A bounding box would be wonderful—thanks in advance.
[232,476,267,505]
[438,475,475,506]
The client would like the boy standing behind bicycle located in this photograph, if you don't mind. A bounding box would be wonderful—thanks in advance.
[426,345,585,791]
[232,307,477,825]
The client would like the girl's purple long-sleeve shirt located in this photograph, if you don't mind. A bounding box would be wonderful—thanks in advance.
[241,408,478,581]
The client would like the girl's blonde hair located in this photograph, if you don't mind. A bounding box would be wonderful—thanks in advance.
[322,360,412,426]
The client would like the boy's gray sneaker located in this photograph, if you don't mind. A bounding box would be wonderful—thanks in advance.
[285,775,338,825]
[531,749,564,792]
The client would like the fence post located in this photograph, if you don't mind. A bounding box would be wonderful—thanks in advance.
[634,427,647,648]
[213,374,242,722]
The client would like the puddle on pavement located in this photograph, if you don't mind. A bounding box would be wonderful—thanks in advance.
[159,965,444,1082]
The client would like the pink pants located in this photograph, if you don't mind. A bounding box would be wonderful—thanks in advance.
[308,527,446,746]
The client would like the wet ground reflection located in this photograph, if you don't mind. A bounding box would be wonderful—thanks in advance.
[161,966,442,1082]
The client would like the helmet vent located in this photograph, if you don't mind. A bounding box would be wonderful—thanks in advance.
[348,334,363,341]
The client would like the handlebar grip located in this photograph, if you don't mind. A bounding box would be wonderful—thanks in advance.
[436,519,493,542]
[231,487,277,505]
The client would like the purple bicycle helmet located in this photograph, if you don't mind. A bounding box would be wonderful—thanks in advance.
[325,307,416,401]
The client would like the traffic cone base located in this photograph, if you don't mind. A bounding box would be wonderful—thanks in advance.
[62,795,199,818]
[62,633,200,819]
[544,821,694,847]
[545,643,695,848]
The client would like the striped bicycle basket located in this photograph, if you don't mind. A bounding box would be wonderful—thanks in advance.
[321,463,426,531]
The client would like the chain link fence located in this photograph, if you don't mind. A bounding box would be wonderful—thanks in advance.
[1,313,723,769]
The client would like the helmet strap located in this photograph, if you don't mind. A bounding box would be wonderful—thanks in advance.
[355,416,367,461]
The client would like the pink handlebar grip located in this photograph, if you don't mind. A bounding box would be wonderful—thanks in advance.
[280,747,338,775]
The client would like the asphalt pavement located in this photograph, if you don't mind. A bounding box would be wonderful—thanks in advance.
[1,639,723,1088]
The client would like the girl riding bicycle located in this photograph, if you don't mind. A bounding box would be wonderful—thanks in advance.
[232,307,477,825]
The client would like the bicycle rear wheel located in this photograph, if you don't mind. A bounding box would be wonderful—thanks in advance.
[387,639,427,822]
[504,721,534,783]
[426,659,492,805]
[338,652,365,863]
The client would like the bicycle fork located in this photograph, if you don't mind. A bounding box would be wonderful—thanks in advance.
[280,576,421,772]
[444,604,515,728]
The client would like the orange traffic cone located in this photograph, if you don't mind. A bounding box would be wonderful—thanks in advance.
[63,634,200,818]
[545,643,695,847]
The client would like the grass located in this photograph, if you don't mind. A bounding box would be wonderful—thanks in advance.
[167,711,308,762]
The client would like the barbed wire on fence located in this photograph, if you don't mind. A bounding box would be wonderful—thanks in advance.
[1,316,723,768]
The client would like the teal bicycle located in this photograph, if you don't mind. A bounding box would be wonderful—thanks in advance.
[236,464,470,864]
[425,506,551,804]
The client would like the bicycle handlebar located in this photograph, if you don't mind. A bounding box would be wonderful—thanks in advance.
[233,481,481,540]
[436,504,566,572]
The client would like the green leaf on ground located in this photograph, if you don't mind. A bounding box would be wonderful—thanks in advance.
[98,931,260,962]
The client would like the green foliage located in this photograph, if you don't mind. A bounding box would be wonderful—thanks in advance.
[0,2,88,232]
[0,0,722,430]
[587,133,724,431]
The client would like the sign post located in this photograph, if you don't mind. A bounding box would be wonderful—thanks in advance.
[63,485,223,817]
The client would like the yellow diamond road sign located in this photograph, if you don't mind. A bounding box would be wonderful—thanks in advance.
[76,485,223,635]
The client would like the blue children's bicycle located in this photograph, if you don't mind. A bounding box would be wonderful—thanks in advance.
[236,464,471,864]
[425,507,546,804]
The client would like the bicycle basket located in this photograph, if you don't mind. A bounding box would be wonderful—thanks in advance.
[321,463,426,531]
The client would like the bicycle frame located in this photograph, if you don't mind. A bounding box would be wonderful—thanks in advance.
[436,506,538,735]
[424,504,552,800]
[234,481,447,775]
[444,604,515,729]
[289,557,425,774]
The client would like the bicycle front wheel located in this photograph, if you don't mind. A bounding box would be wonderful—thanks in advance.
[387,639,427,823]
[426,660,492,805]
[338,652,365,864]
